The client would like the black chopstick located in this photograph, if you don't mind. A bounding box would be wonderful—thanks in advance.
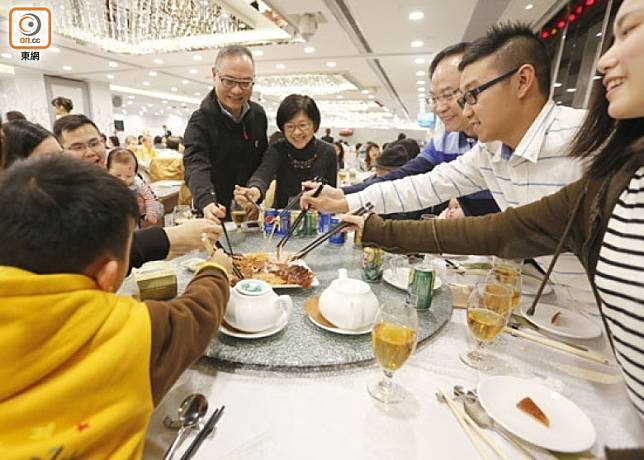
[290,203,373,260]
[277,176,327,219]
[276,183,325,250]
[179,405,226,460]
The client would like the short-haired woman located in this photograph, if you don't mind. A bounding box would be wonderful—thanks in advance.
[235,94,337,210]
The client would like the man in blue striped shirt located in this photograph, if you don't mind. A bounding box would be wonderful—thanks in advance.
[342,43,499,218]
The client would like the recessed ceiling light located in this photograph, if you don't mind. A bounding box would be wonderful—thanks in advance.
[171,87,178,91]
[189,69,198,74]
[326,61,337,67]
[162,100,168,104]
[304,46,315,53]
[106,74,115,79]
[416,70,425,77]
[566,88,576,93]
[368,95,375,99]
[50,46,61,53]
[276,64,286,69]
[252,49,264,57]
[408,11,424,21]
[143,81,151,86]
[149,71,158,77]
[182,79,189,84]
[337,95,343,99]
[1,52,12,59]
[361,89,369,94]
[411,40,423,48]
[414,58,426,64]
[554,82,562,88]
[193,54,203,61]
[63,65,72,71]
[593,75,602,80]
[147,103,153,107]
[108,61,118,68]
[127,101,133,105]
[122,110,127,115]
[154,112,159,116]
[417,86,426,92]
[128,95,135,99]
[194,92,201,96]
[525,4,534,10]
[154,58,164,64]
[596,32,602,37]
[416,80,425,85]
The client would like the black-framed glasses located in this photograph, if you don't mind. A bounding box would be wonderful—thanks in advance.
[457,67,521,109]
[218,75,254,90]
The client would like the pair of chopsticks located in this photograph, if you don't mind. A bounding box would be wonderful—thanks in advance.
[202,234,244,279]
[436,389,507,460]
[276,182,325,253]
[289,203,374,261]
[178,405,225,460]
[277,176,327,220]
[504,326,613,366]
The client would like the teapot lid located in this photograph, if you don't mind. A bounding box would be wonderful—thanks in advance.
[234,279,271,296]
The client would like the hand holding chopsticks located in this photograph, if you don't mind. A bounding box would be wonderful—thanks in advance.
[276,182,326,253]
[201,233,244,280]
[179,405,225,460]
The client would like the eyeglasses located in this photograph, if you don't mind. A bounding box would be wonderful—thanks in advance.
[283,121,313,133]
[427,89,461,108]
[66,138,104,153]
[457,67,521,109]
[218,76,254,90]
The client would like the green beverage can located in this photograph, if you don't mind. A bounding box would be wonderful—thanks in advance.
[408,266,435,309]
[290,210,305,236]
[304,211,318,236]
[362,247,384,282]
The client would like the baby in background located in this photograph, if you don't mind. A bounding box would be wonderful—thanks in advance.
[107,148,162,225]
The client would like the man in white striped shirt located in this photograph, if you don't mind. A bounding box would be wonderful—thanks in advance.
[304,24,591,299]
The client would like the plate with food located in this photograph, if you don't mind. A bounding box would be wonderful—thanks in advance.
[478,376,596,453]
[382,268,443,291]
[233,252,319,289]
[520,302,602,339]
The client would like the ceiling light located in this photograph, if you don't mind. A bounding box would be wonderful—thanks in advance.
[143,81,151,86]
[368,95,375,99]
[411,40,423,48]
[108,61,118,68]
[525,4,534,10]
[304,46,315,53]
[252,49,264,57]
[195,92,201,96]
[50,46,61,53]
[122,110,127,115]
[162,100,168,104]
[107,74,115,79]
[337,95,343,99]
[127,100,133,105]
[1,53,12,59]
[566,88,576,93]
[154,58,164,64]
[154,112,159,116]
[408,11,424,21]
[416,70,425,77]
[149,71,158,77]
[416,80,425,85]
[63,65,72,71]
[254,73,357,97]
[276,64,286,69]
[147,103,153,107]
[414,58,426,64]
[361,89,369,94]
[193,54,203,61]
[128,95,135,99]
[182,79,189,84]
[326,61,337,68]
[418,87,426,92]
[593,75,602,80]
[171,87,178,91]
[189,69,198,74]
[596,32,602,37]
[554,82,562,88]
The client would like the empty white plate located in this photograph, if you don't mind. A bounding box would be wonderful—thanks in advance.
[478,376,596,453]
[219,311,288,339]
[521,302,602,339]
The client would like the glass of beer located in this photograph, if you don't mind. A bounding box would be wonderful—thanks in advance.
[172,205,194,226]
[460,282,512,371]
[368,301,418,404]
[230,199,246,229]
[490,257,523,311]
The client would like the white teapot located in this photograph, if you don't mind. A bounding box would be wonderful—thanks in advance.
[225,279,293,332]
[319,269,379,330]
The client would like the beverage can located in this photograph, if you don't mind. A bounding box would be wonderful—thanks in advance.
[263,208,278,235]
[304,211,318,236]
[408,266,435,309]
[353,227,363,248]
[290,210,305,237]
[328,217,345,246]
[362,247,384,282]
[276,209,290,235]
[318,212,331,233]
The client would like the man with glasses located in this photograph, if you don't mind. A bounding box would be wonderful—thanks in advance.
[183,45,268,221]
[340,42,499,218]
[304,23,594,301]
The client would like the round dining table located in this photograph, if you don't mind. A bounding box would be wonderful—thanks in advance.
[140,229,644,460]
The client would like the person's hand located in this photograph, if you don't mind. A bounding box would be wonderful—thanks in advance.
[300,184,349,213]
[234,185,260,219]
[339,213,366,235]
[164,218,223,254]
[144,212,158,224]
[203,202,226,222]
[206,248,233,276]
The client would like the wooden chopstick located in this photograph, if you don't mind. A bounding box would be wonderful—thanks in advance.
[504,327,613,365]
[437,389,489,460]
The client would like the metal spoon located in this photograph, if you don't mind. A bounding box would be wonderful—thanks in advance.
[453,386,536,460]
[164,393,208,460]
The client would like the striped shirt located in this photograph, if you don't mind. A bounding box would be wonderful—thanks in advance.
[346,100,589,289]
[595,166,644,418]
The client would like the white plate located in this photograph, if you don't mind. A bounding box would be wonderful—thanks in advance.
[520,302,602,339]
[522,274,554,296]
[382,268,443,291]
[219,311,288,339]
[478,376,596,453]
[306,314,372,335]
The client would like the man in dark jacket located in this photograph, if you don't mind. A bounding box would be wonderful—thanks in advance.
[183,45,268,221]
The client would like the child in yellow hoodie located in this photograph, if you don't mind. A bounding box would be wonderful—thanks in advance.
[0,155,231,459]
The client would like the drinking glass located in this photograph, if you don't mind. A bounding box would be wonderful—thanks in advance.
[172,205,194,226]
[460,282,512,371]
[230,199,246,229]
[368,301,418,404]
[491,257,523,311]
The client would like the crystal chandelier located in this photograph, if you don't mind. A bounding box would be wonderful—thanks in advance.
[254,74,358,97]
[49,0,292,54]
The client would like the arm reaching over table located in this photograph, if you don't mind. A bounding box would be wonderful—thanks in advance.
[300,183,350,213]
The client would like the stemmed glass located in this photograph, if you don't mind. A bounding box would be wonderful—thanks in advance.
[368,301,419,404]
[487,260,523,312]
[460,282,512,372]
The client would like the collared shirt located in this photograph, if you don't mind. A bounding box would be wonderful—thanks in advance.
[218,100,250,123]
[346,100,589,289]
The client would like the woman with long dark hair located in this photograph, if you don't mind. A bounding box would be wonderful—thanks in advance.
[1,120,63,168]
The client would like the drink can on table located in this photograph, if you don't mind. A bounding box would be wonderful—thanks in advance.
[304,211,318,236]
[408,266,435,309]
[263,208,278,235]
[290,210,305,237]
[362,247,384,282]
[328,217,345,246]
[353,228,363,248]
[276,210,290,235]
[319,212,332,233]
